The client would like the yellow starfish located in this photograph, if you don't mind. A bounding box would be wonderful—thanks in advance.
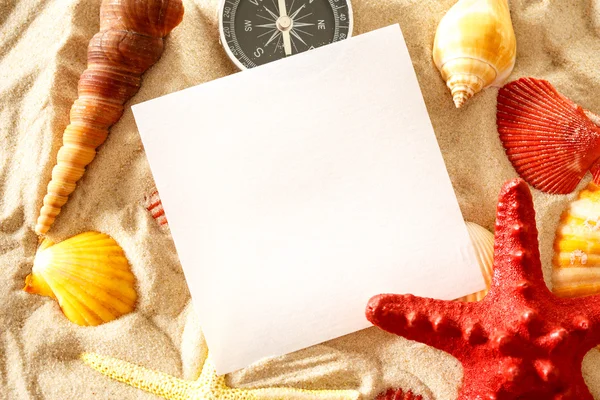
[81,352,360,400]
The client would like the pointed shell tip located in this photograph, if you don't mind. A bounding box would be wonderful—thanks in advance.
[35,225,47,236]
[453,92,468,108]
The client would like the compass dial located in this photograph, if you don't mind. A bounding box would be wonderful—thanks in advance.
[219,0,353,69]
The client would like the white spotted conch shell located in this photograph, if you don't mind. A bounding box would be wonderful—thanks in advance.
[23,231,137,326]
[457,221,494,302]
[433,0,517,108]
[552,182,600,298]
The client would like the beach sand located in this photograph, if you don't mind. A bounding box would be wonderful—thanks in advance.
[2,0,600,398]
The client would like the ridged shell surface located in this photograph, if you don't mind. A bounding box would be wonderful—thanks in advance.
[497,77,600,194]
[433,0,516,108]
[34,0,184,235]
[23,232,137,326]
[458,222,494,302]
[145,190,168,227]
[553,182,600,297]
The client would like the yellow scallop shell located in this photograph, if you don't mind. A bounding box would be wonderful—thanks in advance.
[433,0,517,108]
[552,182,600,298]
[23,231,137,326]
[458,221,494,302]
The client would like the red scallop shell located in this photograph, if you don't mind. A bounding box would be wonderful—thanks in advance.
[496,77,600,194]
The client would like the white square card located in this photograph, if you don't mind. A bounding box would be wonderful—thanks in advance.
[133,25,485,375]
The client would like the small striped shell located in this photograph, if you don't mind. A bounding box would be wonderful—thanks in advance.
[457,222,494,302]
[145,190,168,227]
[23,232,137,326]
[552,182,600,297]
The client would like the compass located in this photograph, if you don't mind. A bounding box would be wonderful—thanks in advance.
[218,0,353,69]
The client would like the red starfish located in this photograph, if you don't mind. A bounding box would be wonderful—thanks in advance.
[375,387,424,400]
[366,179,600,400]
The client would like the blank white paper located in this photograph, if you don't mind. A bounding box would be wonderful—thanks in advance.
[133,25,486,375]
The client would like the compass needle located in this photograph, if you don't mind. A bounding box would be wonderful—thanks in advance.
[278,0,288,15]
[283,32,292,55]
[273,0,292,55]
[219,0,353,69]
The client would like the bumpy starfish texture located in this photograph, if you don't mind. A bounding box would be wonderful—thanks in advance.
[366,179,600,399]
[375,387,424,400]
[81,352,359,400]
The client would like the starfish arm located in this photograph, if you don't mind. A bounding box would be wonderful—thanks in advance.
[488,179,549,297]
[230,386,360,399]
[368,179,600,399]
[81,352,194,400]
[366,293,478,357]
[200,356,360,400]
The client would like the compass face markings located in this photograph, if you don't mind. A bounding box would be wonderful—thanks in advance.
[264,29,280,46]
[256,22,277,28]
[290,29,308,46]
[291,37,299,53]
[294,12,312,21]
[273,35,282,54]
[256,13,274,22]
[220,0,353,69]
[263,5,279,19]
[289,4,306,19]
[292,21,314,27]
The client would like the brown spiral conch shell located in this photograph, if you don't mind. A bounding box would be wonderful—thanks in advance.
[35,0,184,235]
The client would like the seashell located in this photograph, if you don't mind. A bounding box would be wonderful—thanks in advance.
[23,231,137,326]
[375,388,424,400]
[457,222,494,302]
[552,182,600,297]
[145,190,168,227]
[34,0,184,235]
[433,0,517,108]
[497,77,600,194]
